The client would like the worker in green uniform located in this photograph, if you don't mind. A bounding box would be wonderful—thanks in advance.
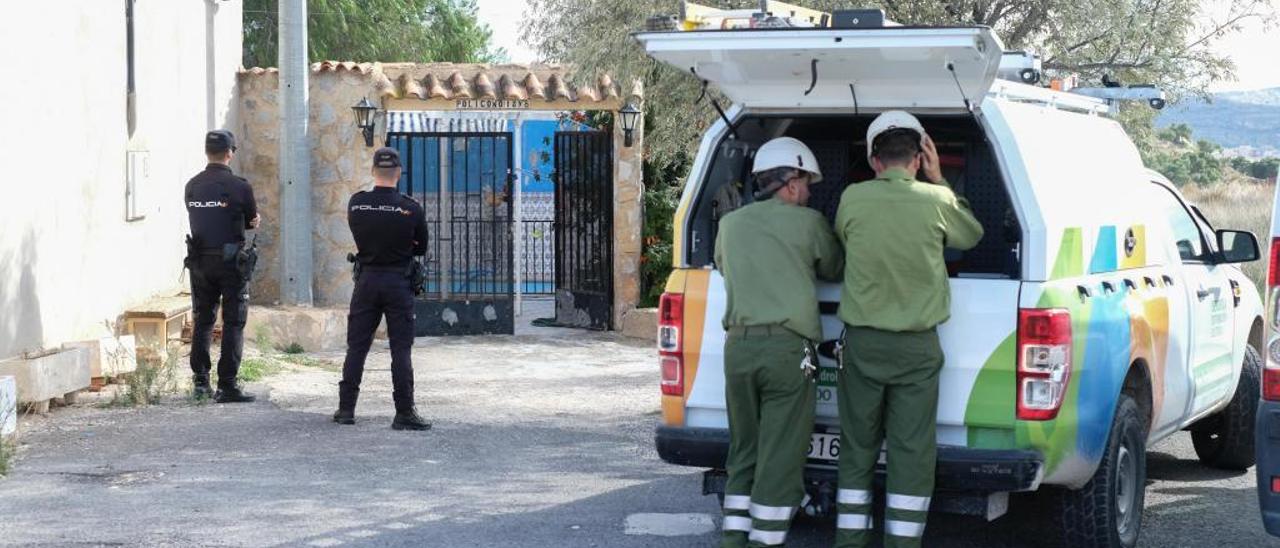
[714,137,844,547]
[833,111,984,548]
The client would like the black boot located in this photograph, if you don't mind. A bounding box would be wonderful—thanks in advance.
[391,408,431,431]
[213,383,256,403]
[334,390,358,425]
[192,375,214,400]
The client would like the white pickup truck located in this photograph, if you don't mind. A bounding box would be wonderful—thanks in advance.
[642,25,1264,548]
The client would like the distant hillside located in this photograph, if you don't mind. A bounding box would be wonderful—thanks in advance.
[1157,88,1280,158]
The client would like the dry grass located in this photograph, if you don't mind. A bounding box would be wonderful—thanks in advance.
[1181,180,1276,291]
[0,389,13,477]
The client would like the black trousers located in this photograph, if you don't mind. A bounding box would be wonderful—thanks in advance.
[340,269,417,412]
[189,255,248,388]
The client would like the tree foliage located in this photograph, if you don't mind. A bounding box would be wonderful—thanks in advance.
[1158,123,1194,145]
[243,0,504,68]
[524,0,1275,299]
[1230,156,1280,180]
[525,0,1275,170]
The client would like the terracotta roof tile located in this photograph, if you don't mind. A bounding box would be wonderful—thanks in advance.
[399,73,424,99]
[423,73,449,99]
[447,72,471,99]
[499,75,526,100]
[523,73,546,100]
[239,63,640,106]
[474,73,496,100]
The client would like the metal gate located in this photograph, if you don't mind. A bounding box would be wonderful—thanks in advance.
[553,131,613,329]
[388,132,514,335]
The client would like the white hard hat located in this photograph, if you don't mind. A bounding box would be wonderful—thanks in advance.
[751,137,823,184]
[866,110,925,160]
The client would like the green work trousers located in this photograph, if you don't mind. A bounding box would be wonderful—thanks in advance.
[721,325,816,548]
[836,325,944,548]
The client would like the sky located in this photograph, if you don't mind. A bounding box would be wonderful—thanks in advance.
[474,0,1278,92]
[475,0,538,64]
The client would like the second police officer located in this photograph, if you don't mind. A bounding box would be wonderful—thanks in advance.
[334,147,432,431]
[184,129,260,403]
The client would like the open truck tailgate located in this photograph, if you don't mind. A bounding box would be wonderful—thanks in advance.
[635,26,1003,110]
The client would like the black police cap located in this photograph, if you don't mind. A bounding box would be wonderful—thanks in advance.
[205,130,236,153]
[373,147,402,168]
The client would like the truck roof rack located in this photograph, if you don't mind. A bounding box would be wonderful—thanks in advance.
[995,49,1166,116]
[989,80,1113,116]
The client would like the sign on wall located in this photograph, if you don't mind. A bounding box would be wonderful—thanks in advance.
[455,99,530,110]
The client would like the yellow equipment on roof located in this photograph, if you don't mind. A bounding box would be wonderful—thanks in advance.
[679,1,831,30]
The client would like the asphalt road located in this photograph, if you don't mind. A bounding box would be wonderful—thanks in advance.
[0,322,1276,547]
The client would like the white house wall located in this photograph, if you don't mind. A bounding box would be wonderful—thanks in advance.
[0,0,243,359]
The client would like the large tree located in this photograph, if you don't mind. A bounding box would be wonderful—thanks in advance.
[243,0,504,68]
[524,0,1275,169]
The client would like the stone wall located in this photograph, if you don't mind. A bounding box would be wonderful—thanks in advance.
[239,68,377,306]
[237,70,283,303]
[236,63,644,326]
[612,98,644,329]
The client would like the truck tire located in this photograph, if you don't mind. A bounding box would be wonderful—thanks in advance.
[1059,393,1146,548]
[1191,345,1260,470]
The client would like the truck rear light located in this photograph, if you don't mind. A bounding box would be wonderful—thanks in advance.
[1266,340,1280,401]
[658,293,683,353]
[658,293,685,396]
[1267,238,1280,401]
[660,356,684,395]
[1017,308,1072,420]
[1269,237,1280,288]
[1273,476,1280,494]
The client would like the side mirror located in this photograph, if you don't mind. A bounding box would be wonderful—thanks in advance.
[1216,229,1260,264]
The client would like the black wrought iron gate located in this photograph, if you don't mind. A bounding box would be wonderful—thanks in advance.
[388,132,514,335]
[553,131,613,330]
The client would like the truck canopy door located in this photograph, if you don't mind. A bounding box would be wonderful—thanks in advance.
[635,27,1003,110]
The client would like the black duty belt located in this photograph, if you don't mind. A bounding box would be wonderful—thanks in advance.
[727,325,793,337]
[195,249,225,257]
[362,264,410,273]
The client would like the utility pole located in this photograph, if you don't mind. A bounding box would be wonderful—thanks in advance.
[278,0,313,305]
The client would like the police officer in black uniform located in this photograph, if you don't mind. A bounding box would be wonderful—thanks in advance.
[334,147,431,430]
[184,130,259,403]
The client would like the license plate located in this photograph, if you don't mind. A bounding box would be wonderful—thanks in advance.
[807,432,840,461]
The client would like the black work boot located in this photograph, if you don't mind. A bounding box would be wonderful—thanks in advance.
[334,391,358,425]
[391,408,431,431]
[213,383,257,403]
[192,376,214,400]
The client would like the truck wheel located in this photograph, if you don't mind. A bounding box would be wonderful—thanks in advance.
[1191,345,1260,470]
[1059,393,1146,548]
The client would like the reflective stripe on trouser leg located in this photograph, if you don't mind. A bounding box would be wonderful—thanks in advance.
[879,327,944,548]
[721,493,752,547]
[885,494,930,546]
[721,334,763,548]
[732,332,815,547]
[835,328,885,548]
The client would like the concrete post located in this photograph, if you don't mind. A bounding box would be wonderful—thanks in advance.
[278,0,313,305]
